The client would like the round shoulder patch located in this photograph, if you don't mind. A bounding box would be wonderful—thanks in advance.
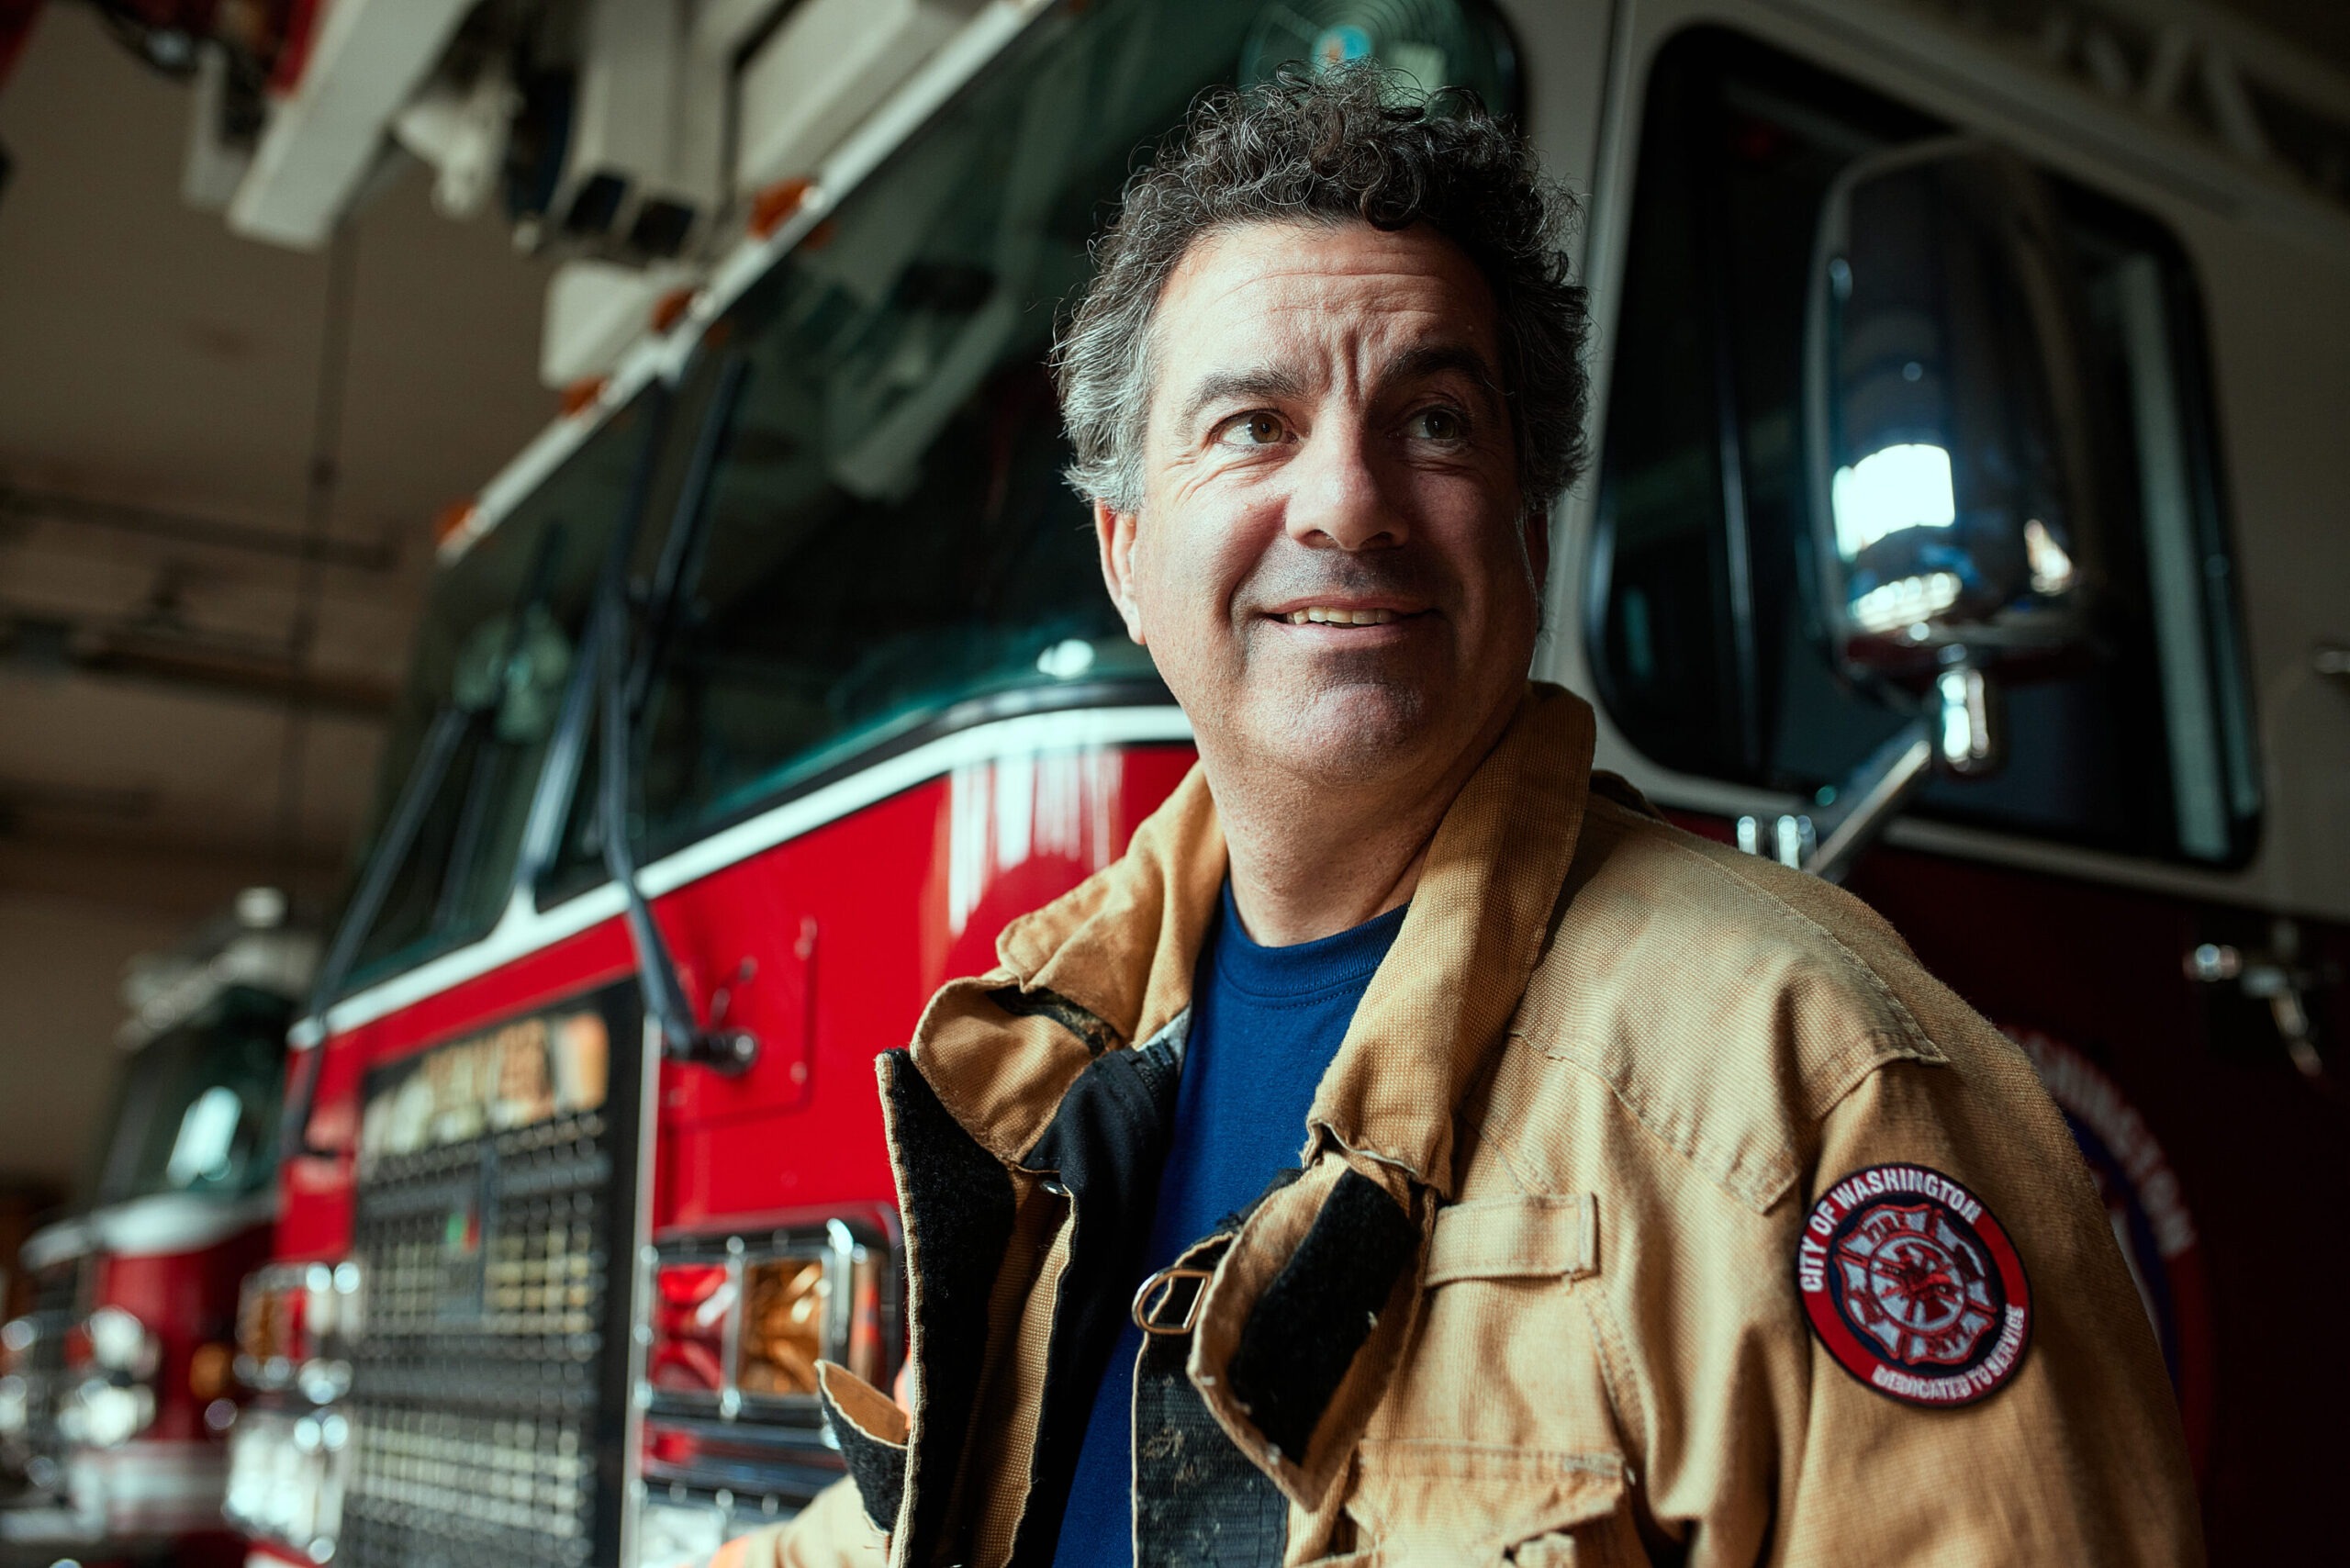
[1796,1163,2031,1408]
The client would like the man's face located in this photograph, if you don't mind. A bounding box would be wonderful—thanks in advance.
[1096,218,1545,792]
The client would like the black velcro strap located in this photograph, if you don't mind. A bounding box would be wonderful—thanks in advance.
[1225,1169,1418,1463]
[1133,1239,1288,1568]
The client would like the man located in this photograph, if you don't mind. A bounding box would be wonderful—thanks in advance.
[735,66,2199,1567]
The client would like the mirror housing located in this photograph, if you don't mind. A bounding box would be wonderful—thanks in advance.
[1804,137,2106,777]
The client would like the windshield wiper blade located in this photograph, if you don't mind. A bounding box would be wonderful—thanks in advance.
[588,380,756,1075]
[283,699,469,1162]
[626,353,751,723]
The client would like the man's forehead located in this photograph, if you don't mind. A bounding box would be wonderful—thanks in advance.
[1151,218,1502,385]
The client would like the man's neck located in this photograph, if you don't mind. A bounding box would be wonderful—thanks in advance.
[1207,711,1514,946]
[1218,790,1437,946]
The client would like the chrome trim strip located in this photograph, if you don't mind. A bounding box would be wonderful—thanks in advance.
[291,703,1192,1047]
[20,1191,276,1271]
[617,1009,665,1568]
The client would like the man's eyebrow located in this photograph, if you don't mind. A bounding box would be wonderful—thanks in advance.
[1174,366,1312,431]
[1169,344,1504,431]
[1377,342,1505,407]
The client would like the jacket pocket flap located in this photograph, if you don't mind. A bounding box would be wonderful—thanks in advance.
[1424,1193,1595,1286]
[1350,1439,1628,1564]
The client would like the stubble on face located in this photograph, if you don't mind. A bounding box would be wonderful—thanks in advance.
[1105,219,1544,800]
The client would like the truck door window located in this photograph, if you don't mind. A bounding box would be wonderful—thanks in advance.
[543,0,1522,892]
[1590,28,2259,866]
[339,396,654,984]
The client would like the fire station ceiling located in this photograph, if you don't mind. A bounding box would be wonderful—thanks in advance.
[0,0,2337,923]
[2215,1,2350,79]
[0,5,550,923]
[0,5,548,1195]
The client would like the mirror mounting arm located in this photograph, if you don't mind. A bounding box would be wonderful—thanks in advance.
[1740,719,1932,885]
[1740,658,2001,884]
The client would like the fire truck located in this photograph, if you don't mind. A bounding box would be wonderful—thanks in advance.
[135,0,2343,1564]
[0,890,311,1565]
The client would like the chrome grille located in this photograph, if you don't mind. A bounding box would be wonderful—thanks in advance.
[337,988,639,1568]
[9,1258,84,1488]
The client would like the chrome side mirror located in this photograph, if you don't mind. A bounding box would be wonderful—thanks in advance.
[1804,137,2103,778]
[1766,140,2109,881]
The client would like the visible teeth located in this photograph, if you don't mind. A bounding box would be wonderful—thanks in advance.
[1285,607,1401,625]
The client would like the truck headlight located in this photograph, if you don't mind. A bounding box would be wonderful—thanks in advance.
[0,1316,34,1373]
[52,1307,160,1449]
[55,1377,154,1449]
[84,1306,159,1378]
[225,1406,350,1562]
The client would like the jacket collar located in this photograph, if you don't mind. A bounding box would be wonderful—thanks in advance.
[1308,682,1596,1195]
[912,682,1598,1197]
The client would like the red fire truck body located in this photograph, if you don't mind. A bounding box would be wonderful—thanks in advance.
[9,1216,268,1562]
[220,1,2348,1564]
[1,923,306,1566]
[274,741,1197,1260]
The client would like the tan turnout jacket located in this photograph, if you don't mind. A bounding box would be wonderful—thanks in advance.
[731,683,2199,1567]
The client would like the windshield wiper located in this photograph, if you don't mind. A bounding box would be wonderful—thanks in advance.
[626,353,749,725]
[283,698,466,1162]
[596,364,757,1074]
[284,516,578,1161]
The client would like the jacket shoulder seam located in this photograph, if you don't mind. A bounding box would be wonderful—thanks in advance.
[1579,796,1945,1066]
[1522,801,1950,1212]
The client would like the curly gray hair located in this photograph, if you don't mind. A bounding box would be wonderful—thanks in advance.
[1052,64,1590,517]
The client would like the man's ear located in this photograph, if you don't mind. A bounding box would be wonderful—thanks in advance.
[1094,498,1147,645]
[1522,500,1551,597]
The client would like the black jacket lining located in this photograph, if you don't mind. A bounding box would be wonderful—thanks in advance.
[819,1378,909,1534]
[1002,1028,1186,1565]
[884,1048,1019,1560]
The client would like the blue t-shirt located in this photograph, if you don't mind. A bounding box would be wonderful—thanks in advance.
[1049,883,1406,1568]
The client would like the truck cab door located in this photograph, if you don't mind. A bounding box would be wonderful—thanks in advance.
[1560,18,2350,1562]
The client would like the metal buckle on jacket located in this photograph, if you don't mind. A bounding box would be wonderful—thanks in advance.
[1131,1265,1214,1336]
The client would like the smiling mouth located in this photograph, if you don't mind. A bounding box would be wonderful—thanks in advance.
[1279,606,1412,625]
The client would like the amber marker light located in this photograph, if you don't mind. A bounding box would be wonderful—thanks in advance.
[736,1256,826,1397]
[188,1340,236,1403]
[559,375,610,418]
[748,176,815,241]
[650,286,697,335]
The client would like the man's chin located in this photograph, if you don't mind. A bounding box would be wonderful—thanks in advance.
[1239,686,1446,789]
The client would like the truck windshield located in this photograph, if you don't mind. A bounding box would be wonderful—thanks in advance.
[544,0,1521,889]
[337,395,656,986]
[91,987,287,1207]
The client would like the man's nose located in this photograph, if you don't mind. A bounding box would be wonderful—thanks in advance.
[1282,417,1408,552]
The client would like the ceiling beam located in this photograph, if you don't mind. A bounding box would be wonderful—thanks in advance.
[0,481,399,573]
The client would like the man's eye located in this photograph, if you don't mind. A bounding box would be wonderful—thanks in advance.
[1219,412,1286,447]
[1406,407,1467,442]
